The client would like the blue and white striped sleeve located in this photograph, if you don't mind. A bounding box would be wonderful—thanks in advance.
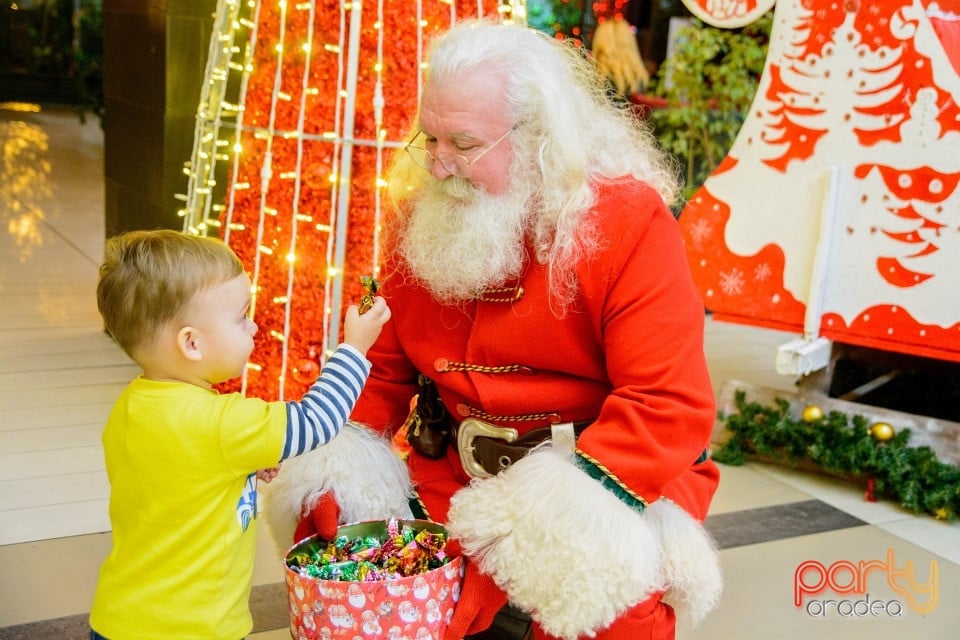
[279,344,371,462]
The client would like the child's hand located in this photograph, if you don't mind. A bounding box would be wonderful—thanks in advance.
[256,464,281,484]
[343,296,391,356]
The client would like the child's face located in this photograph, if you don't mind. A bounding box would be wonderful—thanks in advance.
[187,273,257,385]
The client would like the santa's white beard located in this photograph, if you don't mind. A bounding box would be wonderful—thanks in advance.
[399,175,535,303]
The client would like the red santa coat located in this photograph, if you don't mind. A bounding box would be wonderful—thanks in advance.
[350,178,719,526]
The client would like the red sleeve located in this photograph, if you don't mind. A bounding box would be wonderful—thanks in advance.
[575,182,716,511]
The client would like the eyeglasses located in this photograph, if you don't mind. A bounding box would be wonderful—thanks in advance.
[403,128,513,178]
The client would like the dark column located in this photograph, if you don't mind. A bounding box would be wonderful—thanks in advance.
[631,0,691,74]
[102,0,215,236]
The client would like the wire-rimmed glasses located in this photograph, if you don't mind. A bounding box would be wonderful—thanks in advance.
[403,128,513,178]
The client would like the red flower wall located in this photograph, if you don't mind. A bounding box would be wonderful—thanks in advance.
[220,1,501,400]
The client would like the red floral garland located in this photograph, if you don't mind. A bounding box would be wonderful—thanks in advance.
[220,1,501,400]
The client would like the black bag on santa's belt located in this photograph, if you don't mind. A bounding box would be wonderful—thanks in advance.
[405,373,452,459]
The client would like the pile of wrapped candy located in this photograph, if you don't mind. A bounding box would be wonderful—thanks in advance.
[286,518,450,582]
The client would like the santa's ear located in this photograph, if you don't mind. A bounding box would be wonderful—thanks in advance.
[176,326,203,361]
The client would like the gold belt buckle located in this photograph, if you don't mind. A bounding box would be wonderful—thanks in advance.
[457,418,518,479]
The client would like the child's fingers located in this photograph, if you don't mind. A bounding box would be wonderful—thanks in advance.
[347,297,388,324]
[369,297,390,321]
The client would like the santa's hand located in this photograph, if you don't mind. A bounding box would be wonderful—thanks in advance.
[294,491,341,543]
[260,422,415,556]
[443,550,507,640]
[447,445,675,640]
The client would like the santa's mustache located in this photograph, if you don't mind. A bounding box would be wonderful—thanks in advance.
[399,177,534,303]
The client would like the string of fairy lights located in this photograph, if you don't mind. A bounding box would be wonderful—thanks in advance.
[178,1,528,398]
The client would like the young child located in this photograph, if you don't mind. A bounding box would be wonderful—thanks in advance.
[88,229,391,640]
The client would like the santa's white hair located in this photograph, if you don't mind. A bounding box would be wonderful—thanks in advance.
[387,19,680,310]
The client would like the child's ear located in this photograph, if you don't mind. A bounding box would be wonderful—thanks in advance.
[177,326,203,361]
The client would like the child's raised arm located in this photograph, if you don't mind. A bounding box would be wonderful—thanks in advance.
[343,296,391,356]
[278,296,390,463]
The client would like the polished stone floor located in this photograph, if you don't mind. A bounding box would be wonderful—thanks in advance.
[0,106,957,639]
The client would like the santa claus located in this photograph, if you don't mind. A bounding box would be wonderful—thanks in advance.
[264,19,721,640]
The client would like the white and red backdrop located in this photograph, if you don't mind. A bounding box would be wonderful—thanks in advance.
[678,0,960,364]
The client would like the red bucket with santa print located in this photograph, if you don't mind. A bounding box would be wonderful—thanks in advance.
[283,519,464,640]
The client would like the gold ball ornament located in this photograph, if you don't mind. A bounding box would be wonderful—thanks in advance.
[869,422,895,442]
[801,405,824,422]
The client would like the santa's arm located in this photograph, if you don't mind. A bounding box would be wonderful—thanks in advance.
[260,421,414,554]
[576,188,718,517]
[448,191,722,638]
[447,443,721,640]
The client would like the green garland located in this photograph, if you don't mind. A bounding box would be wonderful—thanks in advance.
[713,389,960,521]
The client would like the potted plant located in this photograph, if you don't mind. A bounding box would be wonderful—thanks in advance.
[648,13,772,202]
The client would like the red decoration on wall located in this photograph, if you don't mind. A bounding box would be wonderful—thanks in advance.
[217,1,501,400]
[680,187,806,333]
[681,0,776,29]
[821,305,960,363]
[679,0,960,364]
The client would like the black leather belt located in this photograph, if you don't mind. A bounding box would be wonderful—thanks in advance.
[454,418,592,478]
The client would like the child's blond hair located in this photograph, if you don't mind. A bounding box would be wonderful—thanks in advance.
[96,229,244,358]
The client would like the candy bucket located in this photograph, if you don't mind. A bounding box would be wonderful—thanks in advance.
[284,519,464,639]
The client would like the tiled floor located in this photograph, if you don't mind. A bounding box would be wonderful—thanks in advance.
[1,106,957,639]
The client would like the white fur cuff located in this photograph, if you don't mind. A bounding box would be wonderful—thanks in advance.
[260,421,414,556]
[446,444,721,639]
